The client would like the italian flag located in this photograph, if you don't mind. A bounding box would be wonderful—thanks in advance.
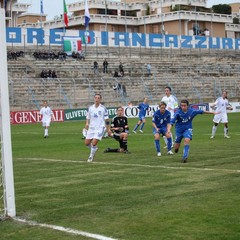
[82,36,90,44]
[63,39,82,53]
[63,0,69,27]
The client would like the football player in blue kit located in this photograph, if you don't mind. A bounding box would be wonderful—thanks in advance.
[132,97,150,134]
[168,99,219,163]
[152,102,173,157]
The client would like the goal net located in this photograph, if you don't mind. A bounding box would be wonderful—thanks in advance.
[0,8,16,219]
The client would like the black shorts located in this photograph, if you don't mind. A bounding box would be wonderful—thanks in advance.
[113,134,121,142]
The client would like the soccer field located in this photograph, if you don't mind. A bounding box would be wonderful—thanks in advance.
[1,113,240,240]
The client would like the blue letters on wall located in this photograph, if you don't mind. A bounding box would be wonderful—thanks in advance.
[5,27,240,50]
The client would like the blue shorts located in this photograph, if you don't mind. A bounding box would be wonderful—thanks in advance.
[139,115,146,121]
[175,128,193,143]
[153,127,167,136]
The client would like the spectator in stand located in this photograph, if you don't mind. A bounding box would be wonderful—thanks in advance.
[147,63,151,76]
[52,70,57,78]
[48,69,52,78]
[58,51,67,61]
[113,82,127,97]
[93,61,99,74]
[72,51,77,59]
[113,82,122,91]
[79,51,85,60]
[113,70,119,77]
[119,62,124,76]
[103,59,108,73]
[40,70,45,78]
[40,70,47,78]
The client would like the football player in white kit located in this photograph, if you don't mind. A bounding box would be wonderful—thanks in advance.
[85,94,112,162]
[39,100,53,138]
[161,86,178,147]
[210,90,233,139]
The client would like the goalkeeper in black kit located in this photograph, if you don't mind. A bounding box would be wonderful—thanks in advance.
[104,106,130,154]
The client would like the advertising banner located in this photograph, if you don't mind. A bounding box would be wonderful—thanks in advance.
[10,102,240,125]
[10,109,64,124]
[123,105,159,118]
[231,102,240,112]
[64,107,118,121]
[189,103,209,111]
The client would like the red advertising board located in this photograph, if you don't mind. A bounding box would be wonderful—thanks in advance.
[10,109,64,124]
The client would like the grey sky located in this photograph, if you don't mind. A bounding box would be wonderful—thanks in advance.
[21,0,239,21]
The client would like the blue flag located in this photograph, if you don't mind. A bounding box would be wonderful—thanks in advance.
[40,0,44,14]
[4,0,7,11]
[84,0,90,27]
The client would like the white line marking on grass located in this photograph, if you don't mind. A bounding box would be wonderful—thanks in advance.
[12,132,80,135]
[14,218,118,240]
[17,158,240,173]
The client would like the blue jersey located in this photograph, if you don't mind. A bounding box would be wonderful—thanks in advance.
[138,102,149,118]
[170,108,204,132]
[152,109,171,128]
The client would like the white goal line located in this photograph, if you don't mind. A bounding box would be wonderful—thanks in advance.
[15,217,118,240]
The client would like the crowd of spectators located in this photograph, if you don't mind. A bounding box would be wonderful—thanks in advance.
[40,69,57,79]
[72,51,85,60]
[7,50,24,60]
[33,50,67,61]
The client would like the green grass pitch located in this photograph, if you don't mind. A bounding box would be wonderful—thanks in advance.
[1,113,240,240]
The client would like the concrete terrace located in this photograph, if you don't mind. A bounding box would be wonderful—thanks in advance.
[7,45,240,110]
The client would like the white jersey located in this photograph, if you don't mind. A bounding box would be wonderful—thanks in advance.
[214,97,229,114]
[40,106,53,122]
[161,94,178,118]
[86,104,109,130]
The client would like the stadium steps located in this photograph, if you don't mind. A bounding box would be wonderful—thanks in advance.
[7,46,240,109]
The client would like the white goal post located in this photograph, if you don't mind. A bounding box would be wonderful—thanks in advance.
[0,8,16,218]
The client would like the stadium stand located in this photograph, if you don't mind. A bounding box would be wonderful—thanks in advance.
[7,46,240,110]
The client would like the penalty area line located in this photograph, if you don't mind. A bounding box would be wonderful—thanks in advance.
[17,157,240,173]
[14,217,118,240]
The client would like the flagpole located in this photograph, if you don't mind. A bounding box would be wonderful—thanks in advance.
[84,0,91,56]
[40,0,43,28]
[85,26,87,56]
[63,8,65,51]
[40,0,43,46]
[85,0,87,55]
[63,0,66,36]
[63,0,69,50]
[105,0,108,32]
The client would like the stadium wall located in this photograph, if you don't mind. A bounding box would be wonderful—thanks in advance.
[6,28,240,50]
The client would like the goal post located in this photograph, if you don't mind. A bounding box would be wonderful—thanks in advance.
[0,8,16,218]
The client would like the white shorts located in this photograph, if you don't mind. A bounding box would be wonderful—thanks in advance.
[86,127,105,140]
[42,119,51,127]
[213,113,228,124]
